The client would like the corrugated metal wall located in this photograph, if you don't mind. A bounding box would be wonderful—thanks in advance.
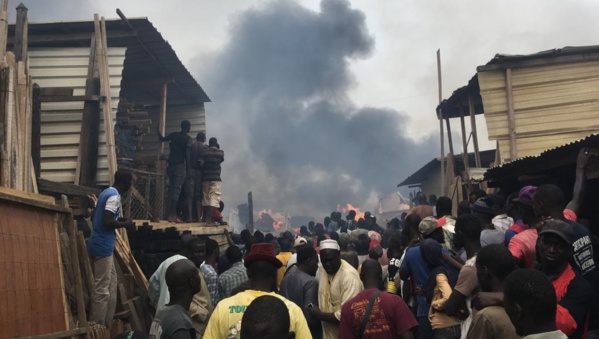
[478,60,599,162]
[135,104,206,165]
[29,47,126,185]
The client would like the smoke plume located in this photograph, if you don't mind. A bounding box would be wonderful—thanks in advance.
[198,0,439,217]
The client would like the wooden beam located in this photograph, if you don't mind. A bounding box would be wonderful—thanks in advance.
[459,106,471,191]
[13,3,27,64]
[40,87,74,97]
[0,67,9,187]
[468,95,482,168]
[76,36,100,187]
[445,118,455,158]
[0,0,7,59]
[0,188,73,213]
[31,84,43,178]
[154,82,168,220]
[40,95,100,103]
[505,68,517,161]
[38,178,101,196]
[17,327,88,339]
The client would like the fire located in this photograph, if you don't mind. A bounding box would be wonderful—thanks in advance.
[337,203,365,220]
[272,221,283,231]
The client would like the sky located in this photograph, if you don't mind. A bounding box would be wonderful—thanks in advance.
[13,0,599,219]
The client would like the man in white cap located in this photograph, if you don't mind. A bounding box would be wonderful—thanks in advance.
[308,239,363,339]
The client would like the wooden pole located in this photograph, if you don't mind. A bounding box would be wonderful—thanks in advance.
[0,67,8,187]
[248,192,254,234]
[31,84,41,178]
[459,106,472,192]
[154,82,167,221]
[445,118,454,159]
[0,0,8,60]
[13,3,27,64]
[468,95,481,168]
[505,68,517,161]
[437,49,445,195]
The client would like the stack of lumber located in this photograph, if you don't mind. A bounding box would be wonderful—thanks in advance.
[116,101,153,167]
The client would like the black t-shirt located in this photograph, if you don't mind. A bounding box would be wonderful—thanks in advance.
[164,132,191,166]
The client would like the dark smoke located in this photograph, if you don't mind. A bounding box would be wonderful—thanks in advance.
[198,0,439,217]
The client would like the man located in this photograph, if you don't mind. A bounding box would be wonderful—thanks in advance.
[507,186,539,268]
[199,137,224,223]
[200,239,220,307]
[219,246,249,298]
[466,244,517,339]
[204,243,311,339]
[386,233,403,295]
[472,197,505,246]
[148,235,212,337]
[280,245,322,339]
[308,240,363,339]
[340,233,360,269]
[504,188,532,245]
[400,218,458,339]
[276,237,294,290]
[188,131,209,222]
[150,259,201,339]
[356,234,371,266]
[157,120,192,222]
[240,296,295,339]
[468,189,486,207]
[381,218,401,250]
[443,214,482,339]
[536,220,592,339]
[435,196,456,250]
[346,210,358,231]
[503,269,568,339]
[339,260,417,339]
[88,169,134,326]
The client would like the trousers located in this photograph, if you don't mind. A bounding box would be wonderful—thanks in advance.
[90,255,118,325]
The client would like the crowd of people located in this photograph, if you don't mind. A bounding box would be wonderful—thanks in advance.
[88,149,599,339]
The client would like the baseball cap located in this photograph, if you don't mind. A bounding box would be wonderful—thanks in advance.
[294,237,307,247]
[472,197,495,215]
[419,217,440,236]
[539,219,574,245]
[513,186,537,206]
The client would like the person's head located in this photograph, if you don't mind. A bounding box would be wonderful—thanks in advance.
[245,243,283,289]
[241,295,294,339]
[225,245,243,264]
[357,218,367,229]
[205,238,220,263]
[453,214,481,249]
[165,258,202,300]
[328,231,340,244]
[400,212,408,221]
[219,201,225,213]
[319,240,342,275]
[347,210,356,220]
[537,220,574,272]
[296,245,319,276]
[279,237,293,252]
[339,233,351,251]
[241,229,250,243]
[405,213,422,234]
[316,235,326,247]
[416,192,426,202]
[469,189,487,205]
[505,192,520,219]
[475,244,516,292]
[471,196,496,225]
[360,259,384,290]
[369,245,384,261]
[196,131,206,142]
[419,217,444,244]
[492,193,507,215]
[504,269,558,336]
[388,218,401,230]
[180,235,206,267]
[264,233,274,243]
[113,169,133,194]
[315,223,325,236]
[338,219,347,233]
[435,196,452,217]
[388,232,403,254]
[308,221,315,232]
[356,234,371,255]
[533,184,565,218]
[420,238,443,269]
[514,185,537,225]
[254,231,265,243]
[457,200,471,216]
[324,216,331,227]
[300,225,309,236]
[180,120,191,133]
[429,194,437,206]
[294,236,308,248]
[208,137,218,147]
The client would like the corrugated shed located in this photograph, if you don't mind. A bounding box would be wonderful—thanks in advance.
[30,47,126,185]
[478,59,599,162]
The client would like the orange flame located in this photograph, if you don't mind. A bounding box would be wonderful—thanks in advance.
[272,221,283,231]
[337,203,365,220]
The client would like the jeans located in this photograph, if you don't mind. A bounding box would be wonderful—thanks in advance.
[434,325,461,339]
[90,256,117,325]
[417,316,434,339]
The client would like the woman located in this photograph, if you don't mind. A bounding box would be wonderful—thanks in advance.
[421,239,461,339]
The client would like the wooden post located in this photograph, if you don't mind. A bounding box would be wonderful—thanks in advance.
[154,82,168,221]
[76,36,100,188]
[0,0,8,59]
[0,67,8,187]
[445,118,454,159]
[248,192,254,234]
[13,3,27,65]
[459,106,472,192]
[468,95,481,168]
[437,49,445,195]
[505,68,517,161]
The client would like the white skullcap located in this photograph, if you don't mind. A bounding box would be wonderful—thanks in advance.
[319,239,340,251]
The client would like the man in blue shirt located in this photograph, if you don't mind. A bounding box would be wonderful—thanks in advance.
[88,169,134,326]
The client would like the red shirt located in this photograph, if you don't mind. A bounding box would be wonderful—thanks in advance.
[339,289,418,339]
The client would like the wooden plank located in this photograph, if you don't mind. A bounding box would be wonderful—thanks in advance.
[18,328,88,339]
[16,61,27,191]
[32,84,41,178]
[38,178,101,197]
[76,231,93,304]
[458,107,471,193]
[0,185,55,203]
[40,95,100,103]
[0,189,74,214]
[0,0,7,59]
[0,67,9,187]
[505,68,518,161]
[6,55,15,188]
[61,196,87,328]
[40,87,74,97]
[13,3,27,63]
[468,95,481,168]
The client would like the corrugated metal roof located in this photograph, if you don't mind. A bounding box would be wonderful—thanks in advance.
[484,133,599,180]
[8,17,210,106]
[436,74,485,119]
[31,47,126,185]
[478,45,599,71]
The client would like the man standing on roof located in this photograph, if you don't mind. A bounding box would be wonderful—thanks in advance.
[199,137,224,224]
[157,120,192,223]
[88,170,135,327]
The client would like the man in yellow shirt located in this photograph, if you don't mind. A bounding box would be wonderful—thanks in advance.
[308,239,363,339]
[276,237,294,290]
[204,243,311,339]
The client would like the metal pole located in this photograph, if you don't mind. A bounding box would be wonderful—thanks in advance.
[248,192,254,234]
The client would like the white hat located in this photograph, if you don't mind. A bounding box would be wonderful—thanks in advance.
[294,237,307,247]
[319,239,340,251]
